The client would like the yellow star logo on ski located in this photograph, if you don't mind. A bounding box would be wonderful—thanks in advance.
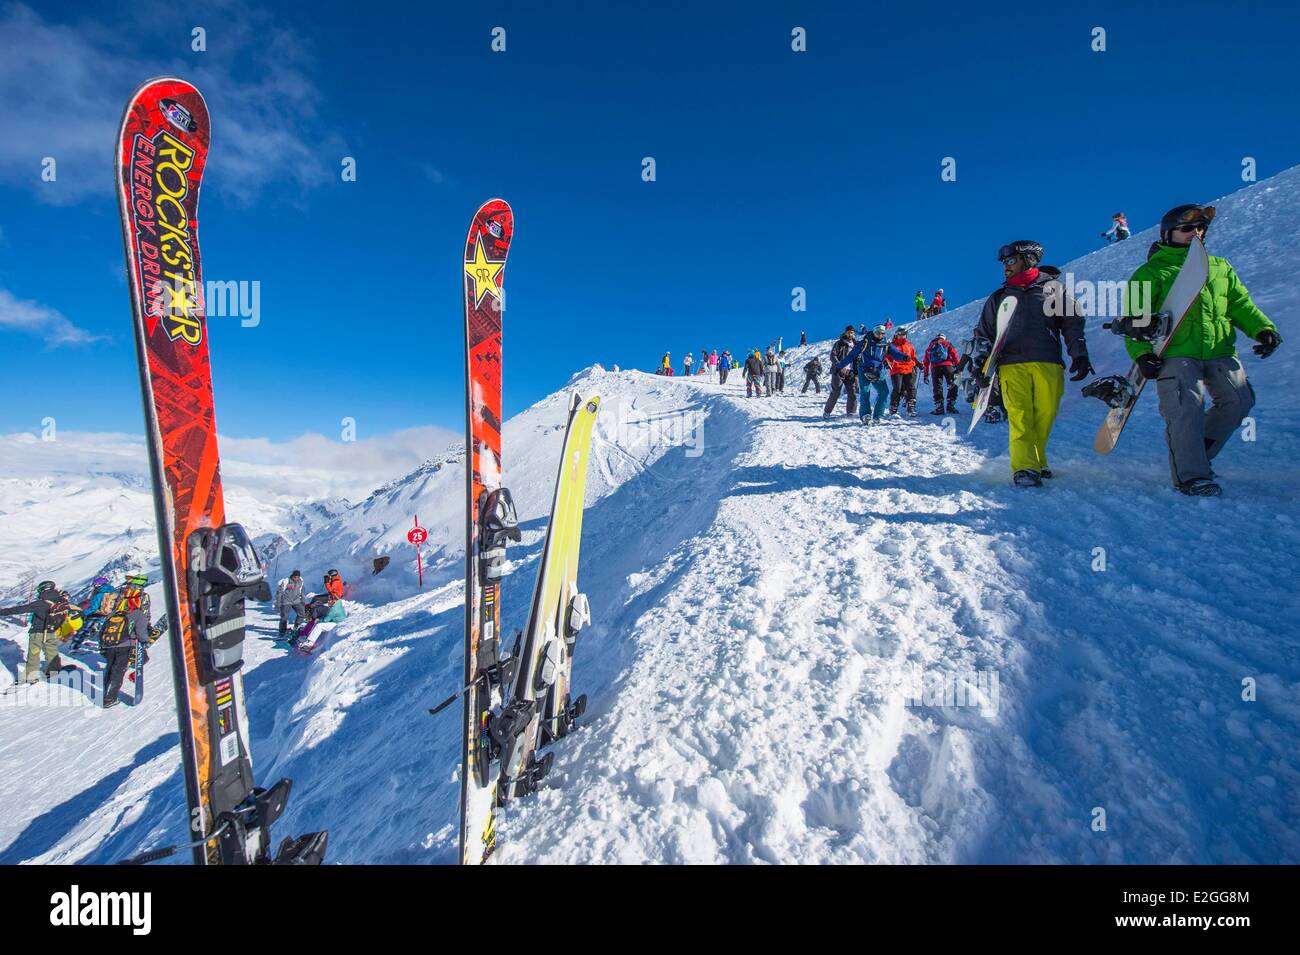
[464,234,504,308]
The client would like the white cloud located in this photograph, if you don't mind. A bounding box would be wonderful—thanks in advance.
[0,425,459,504]
[0,288,100,345]
[0,2,335,206]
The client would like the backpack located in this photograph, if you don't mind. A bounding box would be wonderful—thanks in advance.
[927,341,949,365]
[99,611,132,650]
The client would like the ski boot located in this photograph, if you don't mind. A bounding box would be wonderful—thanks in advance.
[946,401,958,414]
[1039,467,1054,480]
[1012,469,1043,488]
[907,400,917,416]
[886,406,898,417]
[930,406,945,416]
[1177,478,1221,497]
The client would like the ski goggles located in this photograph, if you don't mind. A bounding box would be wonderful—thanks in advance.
[1172,206,1216,231]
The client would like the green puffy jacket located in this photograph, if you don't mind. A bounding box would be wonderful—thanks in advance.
[1123,243,1275,360]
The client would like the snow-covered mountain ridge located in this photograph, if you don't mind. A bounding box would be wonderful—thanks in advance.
[2,167,1297,864]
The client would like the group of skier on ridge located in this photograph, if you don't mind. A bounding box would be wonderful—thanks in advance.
[667,203,1279,497]
[914,288,946,321]
[1,566,349,693]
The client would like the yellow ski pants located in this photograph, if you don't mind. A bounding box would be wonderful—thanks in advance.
[999,362,1064,475]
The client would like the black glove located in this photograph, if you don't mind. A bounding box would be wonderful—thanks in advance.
[1136,353,1162,380]
[1254,329,1282,359]
[1068,355,1094,382]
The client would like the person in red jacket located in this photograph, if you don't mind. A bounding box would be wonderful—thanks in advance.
[928,289,945,316]
[884,328,919,416]
[922,334,961,414]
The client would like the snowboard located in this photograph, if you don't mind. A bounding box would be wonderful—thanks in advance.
[459,199,517,866]
[1093,237,1210,454]
[968,296,1018,433]
[118,77,323,865]
[497,393,600,804]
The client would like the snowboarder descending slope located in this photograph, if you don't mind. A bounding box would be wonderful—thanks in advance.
[822,326,859,418]
[975,240,1092,487]
[1120,204,1280,496]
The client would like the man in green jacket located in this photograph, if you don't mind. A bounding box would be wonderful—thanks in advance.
[1123,204,1282,496]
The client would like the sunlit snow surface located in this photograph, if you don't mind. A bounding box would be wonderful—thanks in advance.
[2,169,1299,864]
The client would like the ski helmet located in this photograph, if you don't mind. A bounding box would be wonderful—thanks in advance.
[872,324,887,337]
[291,569,302,579]
[327,569,339,577]
[936,333,947,341]
[997,240,1043,267]
[1159,204,1216,244]
[36,580,56,593]
[894,327,908,338]
[92,576,109,586]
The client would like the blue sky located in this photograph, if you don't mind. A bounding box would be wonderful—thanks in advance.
[1,0,1297,446]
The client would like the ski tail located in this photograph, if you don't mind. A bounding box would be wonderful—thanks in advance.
[968,296,1018,434]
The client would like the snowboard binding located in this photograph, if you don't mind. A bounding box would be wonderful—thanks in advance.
[1104,309,1174,343]
[1081,375,1137,409]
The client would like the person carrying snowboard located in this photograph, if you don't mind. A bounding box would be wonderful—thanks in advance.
[718,350,732,384]
[744,349,765,397]
[276,569,308,637]
[975,240,1092,486]
[922,333,961,415]
[885,328,919,416]
[1101,212,1130,243]
[832,325,911,425]
[822,326,859,418]
[0,580,74,683]
[1120,204,1280,496]
[802,356,823,393]
[957,336,1005,423]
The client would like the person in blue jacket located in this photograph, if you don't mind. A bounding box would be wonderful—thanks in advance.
[832,324,911,425]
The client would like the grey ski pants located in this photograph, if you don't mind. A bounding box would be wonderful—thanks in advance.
[1155,356,1255,486]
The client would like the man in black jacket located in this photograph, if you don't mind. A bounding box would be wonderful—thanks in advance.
[802,357,823,393]
[0,580,71,683]
[743,349,765,397]
[974,240,1092,486]
[822,327,859,417]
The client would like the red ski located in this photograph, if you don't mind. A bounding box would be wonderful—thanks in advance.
[118,77,324,865]
[457,199,519,865]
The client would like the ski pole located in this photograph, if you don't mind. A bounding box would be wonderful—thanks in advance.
[117,818,232,865]
[429,676,482,715]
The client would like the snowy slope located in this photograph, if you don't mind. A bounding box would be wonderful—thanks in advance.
[2,168,1298,865]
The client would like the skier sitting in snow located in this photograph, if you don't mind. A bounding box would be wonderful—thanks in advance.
[0,580,74,683]
[1101,212,1130,243]
[275,569,308,637]
[974,240,1092,487]
[831,324,911,425]
[822,326,859,418]
[1118,204,1280,497]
